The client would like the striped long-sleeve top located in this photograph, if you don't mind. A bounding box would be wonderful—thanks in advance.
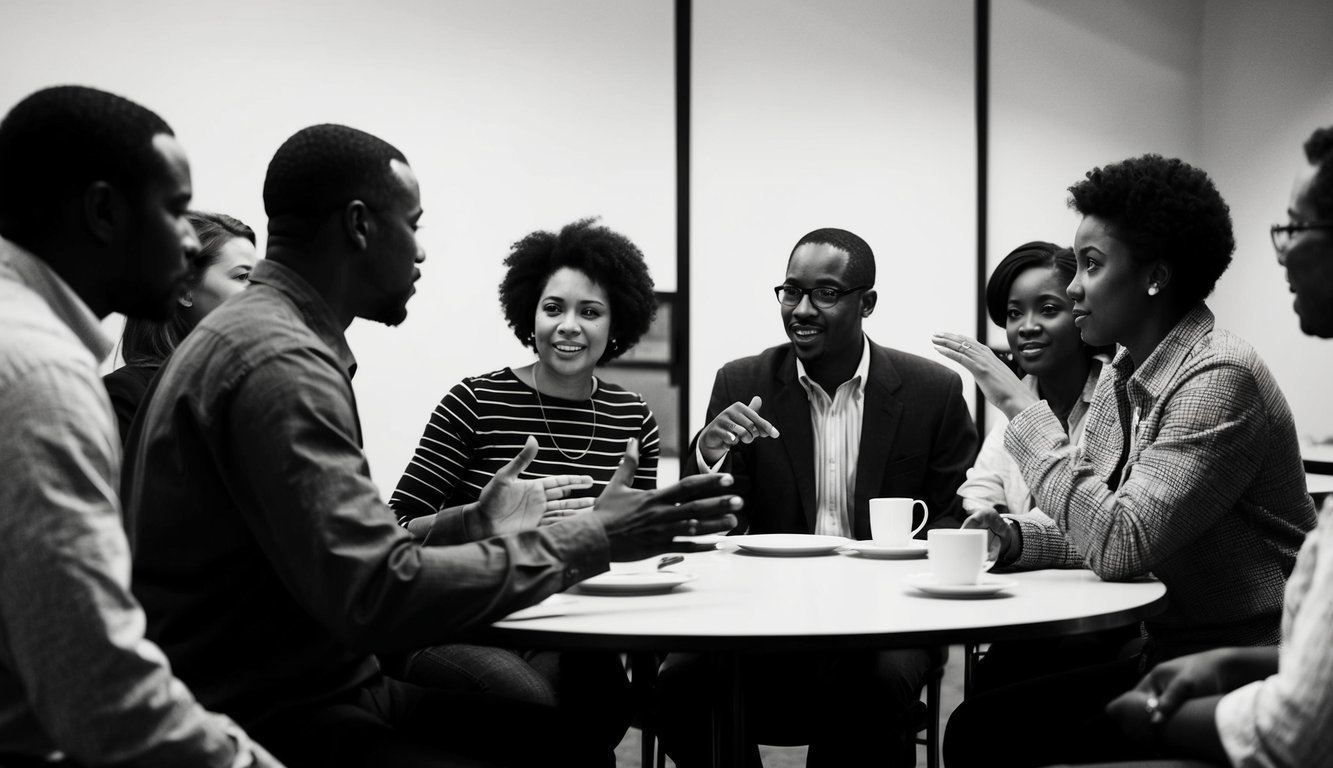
[390,367,660,523]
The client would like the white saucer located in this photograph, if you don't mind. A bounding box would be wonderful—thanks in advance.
[574,571,697,596]
[905,573,1017,598]
[841,540,929,559]
[730,534,852,556]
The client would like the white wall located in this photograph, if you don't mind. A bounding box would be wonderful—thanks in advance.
[984,0,1204,434]
[6,0,1331,475]
[1199,0,1333,443]
[0,0,676,486]
[690,0,978,426]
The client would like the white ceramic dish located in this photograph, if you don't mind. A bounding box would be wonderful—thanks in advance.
[840,540,929,559]
[905,573,1017,598]
[729,534,852,556]
[574,571,697,596]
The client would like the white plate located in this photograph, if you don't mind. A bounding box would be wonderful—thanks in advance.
[905,573,1017,598]
[730,534,852,556]
[841,540,929,559]
[574,571,697,596]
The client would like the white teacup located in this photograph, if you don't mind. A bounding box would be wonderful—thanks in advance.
[927,529,995,585]
[869,497,928,546]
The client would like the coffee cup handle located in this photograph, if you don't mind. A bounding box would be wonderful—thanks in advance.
[909,500,928,538]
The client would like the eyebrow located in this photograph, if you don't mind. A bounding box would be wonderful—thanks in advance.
[541,296,607,306]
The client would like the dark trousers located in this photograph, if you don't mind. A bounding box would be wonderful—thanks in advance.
[655,647,938,768]
[945,656,1150,768]
[246,674,606,768]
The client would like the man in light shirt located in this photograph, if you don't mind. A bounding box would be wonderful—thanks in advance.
[0,85,278,768]
[656,227,978,767]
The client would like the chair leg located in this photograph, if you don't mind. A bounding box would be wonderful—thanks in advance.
[925,664,942,768]
[629,652,658,768]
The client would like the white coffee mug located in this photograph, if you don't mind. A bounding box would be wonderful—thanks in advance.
[927,529,995,585]
[869,497,928,546]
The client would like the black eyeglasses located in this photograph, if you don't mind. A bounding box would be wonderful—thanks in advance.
[773,284,872,309]
[1271,221,1333,252]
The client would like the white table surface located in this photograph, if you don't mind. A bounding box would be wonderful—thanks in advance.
[482,540,1168,652]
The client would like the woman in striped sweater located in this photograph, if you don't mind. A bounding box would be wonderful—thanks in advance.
[388,217,660,763]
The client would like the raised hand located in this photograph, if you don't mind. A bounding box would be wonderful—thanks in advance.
[475,436,594,537]
[931,332,1037,420]
[698,395,780,466]
[592,439,742,562]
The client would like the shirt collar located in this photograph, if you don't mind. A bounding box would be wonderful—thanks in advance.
[1112,303,1214,399]
[0,236,112,361]
[247,260,358,376]
[796,334,871,397]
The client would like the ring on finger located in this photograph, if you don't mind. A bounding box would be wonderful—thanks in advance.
[960,342,971,352]
[1145,695,1159,716]
[687,518,700,536]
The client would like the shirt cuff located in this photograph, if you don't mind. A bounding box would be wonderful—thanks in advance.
[695,443,728,474]
[537,513,612,588]
[1214,681,1262,765]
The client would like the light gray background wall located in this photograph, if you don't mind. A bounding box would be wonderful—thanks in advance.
[3,0,1331,485]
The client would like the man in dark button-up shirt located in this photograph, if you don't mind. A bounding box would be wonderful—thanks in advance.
[122,123,740,768]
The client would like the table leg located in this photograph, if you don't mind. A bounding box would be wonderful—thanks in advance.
[710,651,746,767]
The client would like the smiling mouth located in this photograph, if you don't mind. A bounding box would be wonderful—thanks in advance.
[553,343,585,353]
[791,327,821,340]
[1018,343,1047,354]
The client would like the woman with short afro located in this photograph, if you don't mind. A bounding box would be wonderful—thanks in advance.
[935,154,1317,767]
[389,217,661,763]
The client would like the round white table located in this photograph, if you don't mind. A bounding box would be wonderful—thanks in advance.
[478,541,1167,766]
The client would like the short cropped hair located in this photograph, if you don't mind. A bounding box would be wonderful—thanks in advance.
[263,124,407,220]
[122,211,255,366]
[985,241,1069,327]
[0,85,172,243]
[1303,126,1333,221]
[499,218,657,364]
[1068,154,1234,308]
[790,228,876,287]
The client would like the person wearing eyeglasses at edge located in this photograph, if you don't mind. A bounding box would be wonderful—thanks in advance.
[955,240,1128,693]
[654,228,978,768]
[104,210,258,446]
[388,217,660,764]
[934,154,1317,768]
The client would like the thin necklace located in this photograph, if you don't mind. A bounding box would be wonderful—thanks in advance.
[533,365,597,461]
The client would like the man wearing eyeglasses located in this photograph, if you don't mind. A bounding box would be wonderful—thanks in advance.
[655,228,977,767]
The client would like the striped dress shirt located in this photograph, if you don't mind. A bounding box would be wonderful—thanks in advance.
[795,336,870,538]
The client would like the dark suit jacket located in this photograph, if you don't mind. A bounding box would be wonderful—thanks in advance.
[684,340,978,539]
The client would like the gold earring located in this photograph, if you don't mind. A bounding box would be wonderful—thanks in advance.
[180,293,194,308]
[1147,283,1160,297]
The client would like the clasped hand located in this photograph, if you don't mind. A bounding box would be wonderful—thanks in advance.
[1105,646,1275,746]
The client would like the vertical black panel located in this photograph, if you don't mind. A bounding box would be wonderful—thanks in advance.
[675,0,693,457]
[975,0,991,438]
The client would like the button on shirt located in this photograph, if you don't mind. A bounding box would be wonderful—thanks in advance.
[796,336,870,538]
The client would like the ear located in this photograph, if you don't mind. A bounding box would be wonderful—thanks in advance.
[1147,260,1173,294]
[860,288,878,318]
[81,181,122,245]
[342,200,372,250]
